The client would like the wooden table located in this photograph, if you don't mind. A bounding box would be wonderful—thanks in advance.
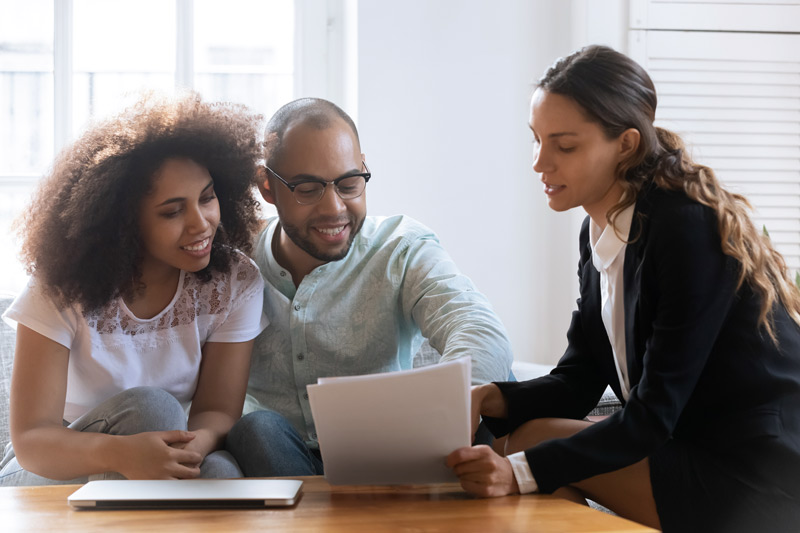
[1,476,656,532]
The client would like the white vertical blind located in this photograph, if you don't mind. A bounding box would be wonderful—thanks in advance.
[629,29,800,272]
[630,0,800,32]
[629,0,800,274]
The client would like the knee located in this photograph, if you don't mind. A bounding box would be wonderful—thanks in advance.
[201,451,243,479]
[111,387,186,433]
[506,418,546,455]
[506,417,591,455]
[225,411,317,477]
[231,410,293,435]
[227,410,297,451]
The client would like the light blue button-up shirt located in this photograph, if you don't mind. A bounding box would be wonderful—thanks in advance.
[244,215,513,447]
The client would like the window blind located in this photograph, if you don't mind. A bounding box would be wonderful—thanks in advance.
[629,29,800,273]
[630,0,800,33]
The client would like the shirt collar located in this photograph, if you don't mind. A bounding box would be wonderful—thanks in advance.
[260,218,298,299]
[259,217,354,298]
[589,204,635,271]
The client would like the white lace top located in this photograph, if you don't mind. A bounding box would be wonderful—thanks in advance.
[4,251,268,422]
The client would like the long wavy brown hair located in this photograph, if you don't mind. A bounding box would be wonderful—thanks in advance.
[538,45,800,342]
[18,91,263,312]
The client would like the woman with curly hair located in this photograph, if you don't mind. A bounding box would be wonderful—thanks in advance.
[447,46,800,531]
[0,92,267,485]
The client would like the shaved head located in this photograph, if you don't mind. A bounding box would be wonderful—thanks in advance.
[264,98,359,169]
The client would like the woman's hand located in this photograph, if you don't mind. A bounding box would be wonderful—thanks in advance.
[185,340,254,457]
[470,383,508,438]
[169,428,217,466]
[114,430,203,479]
[446,445,519,498]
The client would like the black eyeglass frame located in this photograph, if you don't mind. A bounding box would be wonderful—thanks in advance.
[265,162,371,205]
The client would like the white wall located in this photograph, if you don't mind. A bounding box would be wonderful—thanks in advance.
[355,0,584,364]
[0,1,629,365]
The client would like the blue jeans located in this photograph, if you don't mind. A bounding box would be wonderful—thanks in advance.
[226,409,495,477]
[0,386,241,486]
[226,370,517,477]
[226,410,324,477]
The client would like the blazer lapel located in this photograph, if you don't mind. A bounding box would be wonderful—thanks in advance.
[623,206,648,386]
[578,219,620,395]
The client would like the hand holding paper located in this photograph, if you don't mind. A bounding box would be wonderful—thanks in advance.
[308,357,471,485]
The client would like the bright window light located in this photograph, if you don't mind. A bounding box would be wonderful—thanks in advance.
[0,0,303,295]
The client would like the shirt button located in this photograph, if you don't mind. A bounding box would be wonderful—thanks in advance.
[312,433,317,439]
[294,303,301,311]
[297,353,304,361]
[303,392,309,400]
[280,271,286,277]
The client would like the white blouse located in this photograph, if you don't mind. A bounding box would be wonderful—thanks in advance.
[508,204,635,494]
[4,251,268,422]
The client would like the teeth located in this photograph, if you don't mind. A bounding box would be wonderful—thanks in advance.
[317,226,345,236]
[182,238,209,251]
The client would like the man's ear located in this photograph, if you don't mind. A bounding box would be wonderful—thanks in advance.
[618,128,641,162]
[256,165,276,205]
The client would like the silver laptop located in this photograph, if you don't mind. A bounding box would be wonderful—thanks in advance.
[68,479,303,509]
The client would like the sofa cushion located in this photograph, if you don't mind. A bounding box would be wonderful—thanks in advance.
[0,294,16,449]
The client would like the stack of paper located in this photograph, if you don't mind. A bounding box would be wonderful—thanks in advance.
[308,357,471,485]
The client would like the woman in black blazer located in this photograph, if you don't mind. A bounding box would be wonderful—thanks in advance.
[447,46,800,532]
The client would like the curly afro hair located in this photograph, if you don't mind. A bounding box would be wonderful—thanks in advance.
[18,91,264,312]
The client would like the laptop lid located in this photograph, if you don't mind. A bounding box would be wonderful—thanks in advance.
[68,479,303,509]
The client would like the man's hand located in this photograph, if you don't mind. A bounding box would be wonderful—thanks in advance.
[446,445,519,498]
[115,430,203,479]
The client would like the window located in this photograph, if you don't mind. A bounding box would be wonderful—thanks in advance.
[0,0,54,178]
[0,0,339,294]
[629,0,800,273]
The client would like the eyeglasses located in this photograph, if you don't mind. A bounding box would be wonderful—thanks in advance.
[265,162,371,205]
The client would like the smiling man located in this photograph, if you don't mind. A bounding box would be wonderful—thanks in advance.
[226,98,513,477]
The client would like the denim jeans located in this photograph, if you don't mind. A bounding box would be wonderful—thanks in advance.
[226,369,517,477]
[226,409,324,477]
[0,386,241,486]
[226,409,496,478]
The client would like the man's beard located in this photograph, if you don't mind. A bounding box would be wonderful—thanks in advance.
[277,210,365,263]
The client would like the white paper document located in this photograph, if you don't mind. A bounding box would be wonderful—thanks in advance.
[308,357,471,485]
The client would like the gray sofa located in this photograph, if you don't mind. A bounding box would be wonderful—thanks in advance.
[0,295,15,450]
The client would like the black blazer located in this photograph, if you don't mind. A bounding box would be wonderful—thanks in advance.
[490,185,800,495]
